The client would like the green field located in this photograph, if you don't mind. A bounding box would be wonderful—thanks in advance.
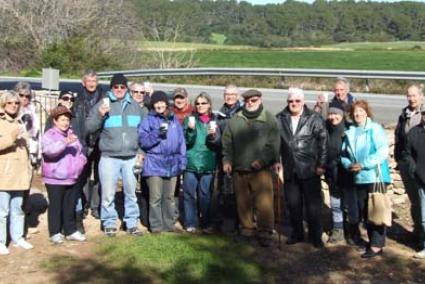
[322,41,425,50]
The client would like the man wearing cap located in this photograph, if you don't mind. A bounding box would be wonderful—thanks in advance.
[395,84,424,242]
[86,73,144,237]
[405,106,425,259]
[276,87,327,248]
[73,70,104,220]
[222,89,280,246]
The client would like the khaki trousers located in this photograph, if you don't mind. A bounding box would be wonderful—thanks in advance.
[233,169,274,236]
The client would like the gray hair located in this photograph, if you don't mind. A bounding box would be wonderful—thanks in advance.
[0,90,20,109]
[13,81,33,97]
[335,77,350,92]
[407,83,423,96]
[82,69,97,80]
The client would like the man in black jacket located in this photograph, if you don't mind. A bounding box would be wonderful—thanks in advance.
[276,87,328,248]
[406,108,425,259]
[73,70,104,220]
[395,84,423,240]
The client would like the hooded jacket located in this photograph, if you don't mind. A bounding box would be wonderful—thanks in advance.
[138,111,186,177]
[41,127,87,185]
[276,106,328,180]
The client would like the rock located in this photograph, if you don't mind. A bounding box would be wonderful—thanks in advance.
[391,195,407,205]
[392,187,406,195]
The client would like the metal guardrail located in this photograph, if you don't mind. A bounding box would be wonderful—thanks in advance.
[97,68,425,81]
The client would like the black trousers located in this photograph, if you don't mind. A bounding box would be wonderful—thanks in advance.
[284,175,323,243]
[46,183,79,236]
[345,184,386,248]
[80,147,101,214]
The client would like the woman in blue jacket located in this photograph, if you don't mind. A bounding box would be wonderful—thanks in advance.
[341,100,391,259]
[138,91,186,233]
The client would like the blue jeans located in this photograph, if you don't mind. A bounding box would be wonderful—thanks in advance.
[99,156,139,229]
[329,184,344,229]
[183,172,213,229]
[0,191,25,245]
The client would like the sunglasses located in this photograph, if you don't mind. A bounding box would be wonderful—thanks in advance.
[19,93,31,99]
[112,85,127,90]
[287,99,302,104]
[196,102,209,106]
[244,98,260,104]
[61,96,75,102]
[6,101,20,106]
[131,90,145,95]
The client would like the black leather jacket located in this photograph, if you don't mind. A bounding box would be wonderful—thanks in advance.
[276,106,328,180]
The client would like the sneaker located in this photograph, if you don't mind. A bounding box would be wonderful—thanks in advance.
[186,227,196,233]
[50,233,64,245]
[104,227,117,237]
[13,238,33,250]
[0,243,9,255]
[414,249,425,259]
[127,227,143,237]
[328,229,344,244]
[66,231,87,242]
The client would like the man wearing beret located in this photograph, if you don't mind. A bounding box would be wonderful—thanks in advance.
[275,87,328,248]
[222,89,280,246]
[86,73,144,237]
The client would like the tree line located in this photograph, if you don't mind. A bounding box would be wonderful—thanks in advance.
[134,0,425,47]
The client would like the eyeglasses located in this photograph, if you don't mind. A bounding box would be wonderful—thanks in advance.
[196,102,209,106]
[61,96,75,102]
[6,101,20,106]
[244,98,260,104]
[131,90,145,95]
[287,99,302,104]
[112,85,127,90]
[224,93,238,96]
[19,94,31,99]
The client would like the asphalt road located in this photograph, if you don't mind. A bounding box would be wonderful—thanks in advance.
[1,78,406,125]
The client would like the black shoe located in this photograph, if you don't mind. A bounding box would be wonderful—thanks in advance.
[258,237,273,247]
[127,227,143,237]
[361,248,383,259]
[104,227,117,237]
[286,236,304,245]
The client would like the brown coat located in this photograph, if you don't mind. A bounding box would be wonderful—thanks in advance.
[0,114,32,191]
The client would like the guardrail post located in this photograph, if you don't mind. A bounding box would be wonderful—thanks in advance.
[364,79,370,92]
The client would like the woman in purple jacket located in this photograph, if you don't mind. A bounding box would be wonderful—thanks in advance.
[138,91,186,233]
[42,106,87,244]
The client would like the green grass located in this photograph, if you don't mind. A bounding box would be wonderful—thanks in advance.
[42,234,275,284]
[195,50,425,71]
[140,40,253,50]
[210,33,226,45]
[322,41,425,50]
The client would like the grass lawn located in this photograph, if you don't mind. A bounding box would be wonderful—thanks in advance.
[195,50,425,71]
[322,41,425,50]
[42,234,275,283]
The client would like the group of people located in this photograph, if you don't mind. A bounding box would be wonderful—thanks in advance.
[0,72,424,260]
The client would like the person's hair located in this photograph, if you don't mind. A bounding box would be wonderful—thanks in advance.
[350,100,374,120]
[13,81,33,98]
[406,83,423,96]
[194,92,213,114]
[224,84,238,94]
[82,69,97,79]
[0,90,20,109]
[335,77,350,92]
[129,82,144,90]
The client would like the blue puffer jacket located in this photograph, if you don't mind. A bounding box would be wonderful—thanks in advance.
[138,111,186,177]
[341,118,391,184]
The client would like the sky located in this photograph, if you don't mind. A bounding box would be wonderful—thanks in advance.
[245,0,425,4]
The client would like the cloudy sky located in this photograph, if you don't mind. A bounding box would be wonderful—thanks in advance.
[245,0,425,4]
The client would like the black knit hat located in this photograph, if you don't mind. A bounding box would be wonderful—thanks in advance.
[328,101,344,116]
[150,91,169,107]
[109,73,128,88]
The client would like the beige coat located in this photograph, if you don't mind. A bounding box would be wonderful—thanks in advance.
[0,114,32,191]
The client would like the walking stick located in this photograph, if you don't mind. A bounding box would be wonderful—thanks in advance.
[274,164,284,250]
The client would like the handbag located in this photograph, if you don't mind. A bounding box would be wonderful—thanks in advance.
[367,164,392,227]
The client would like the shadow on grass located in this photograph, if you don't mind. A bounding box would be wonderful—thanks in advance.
[42,231,425,284]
